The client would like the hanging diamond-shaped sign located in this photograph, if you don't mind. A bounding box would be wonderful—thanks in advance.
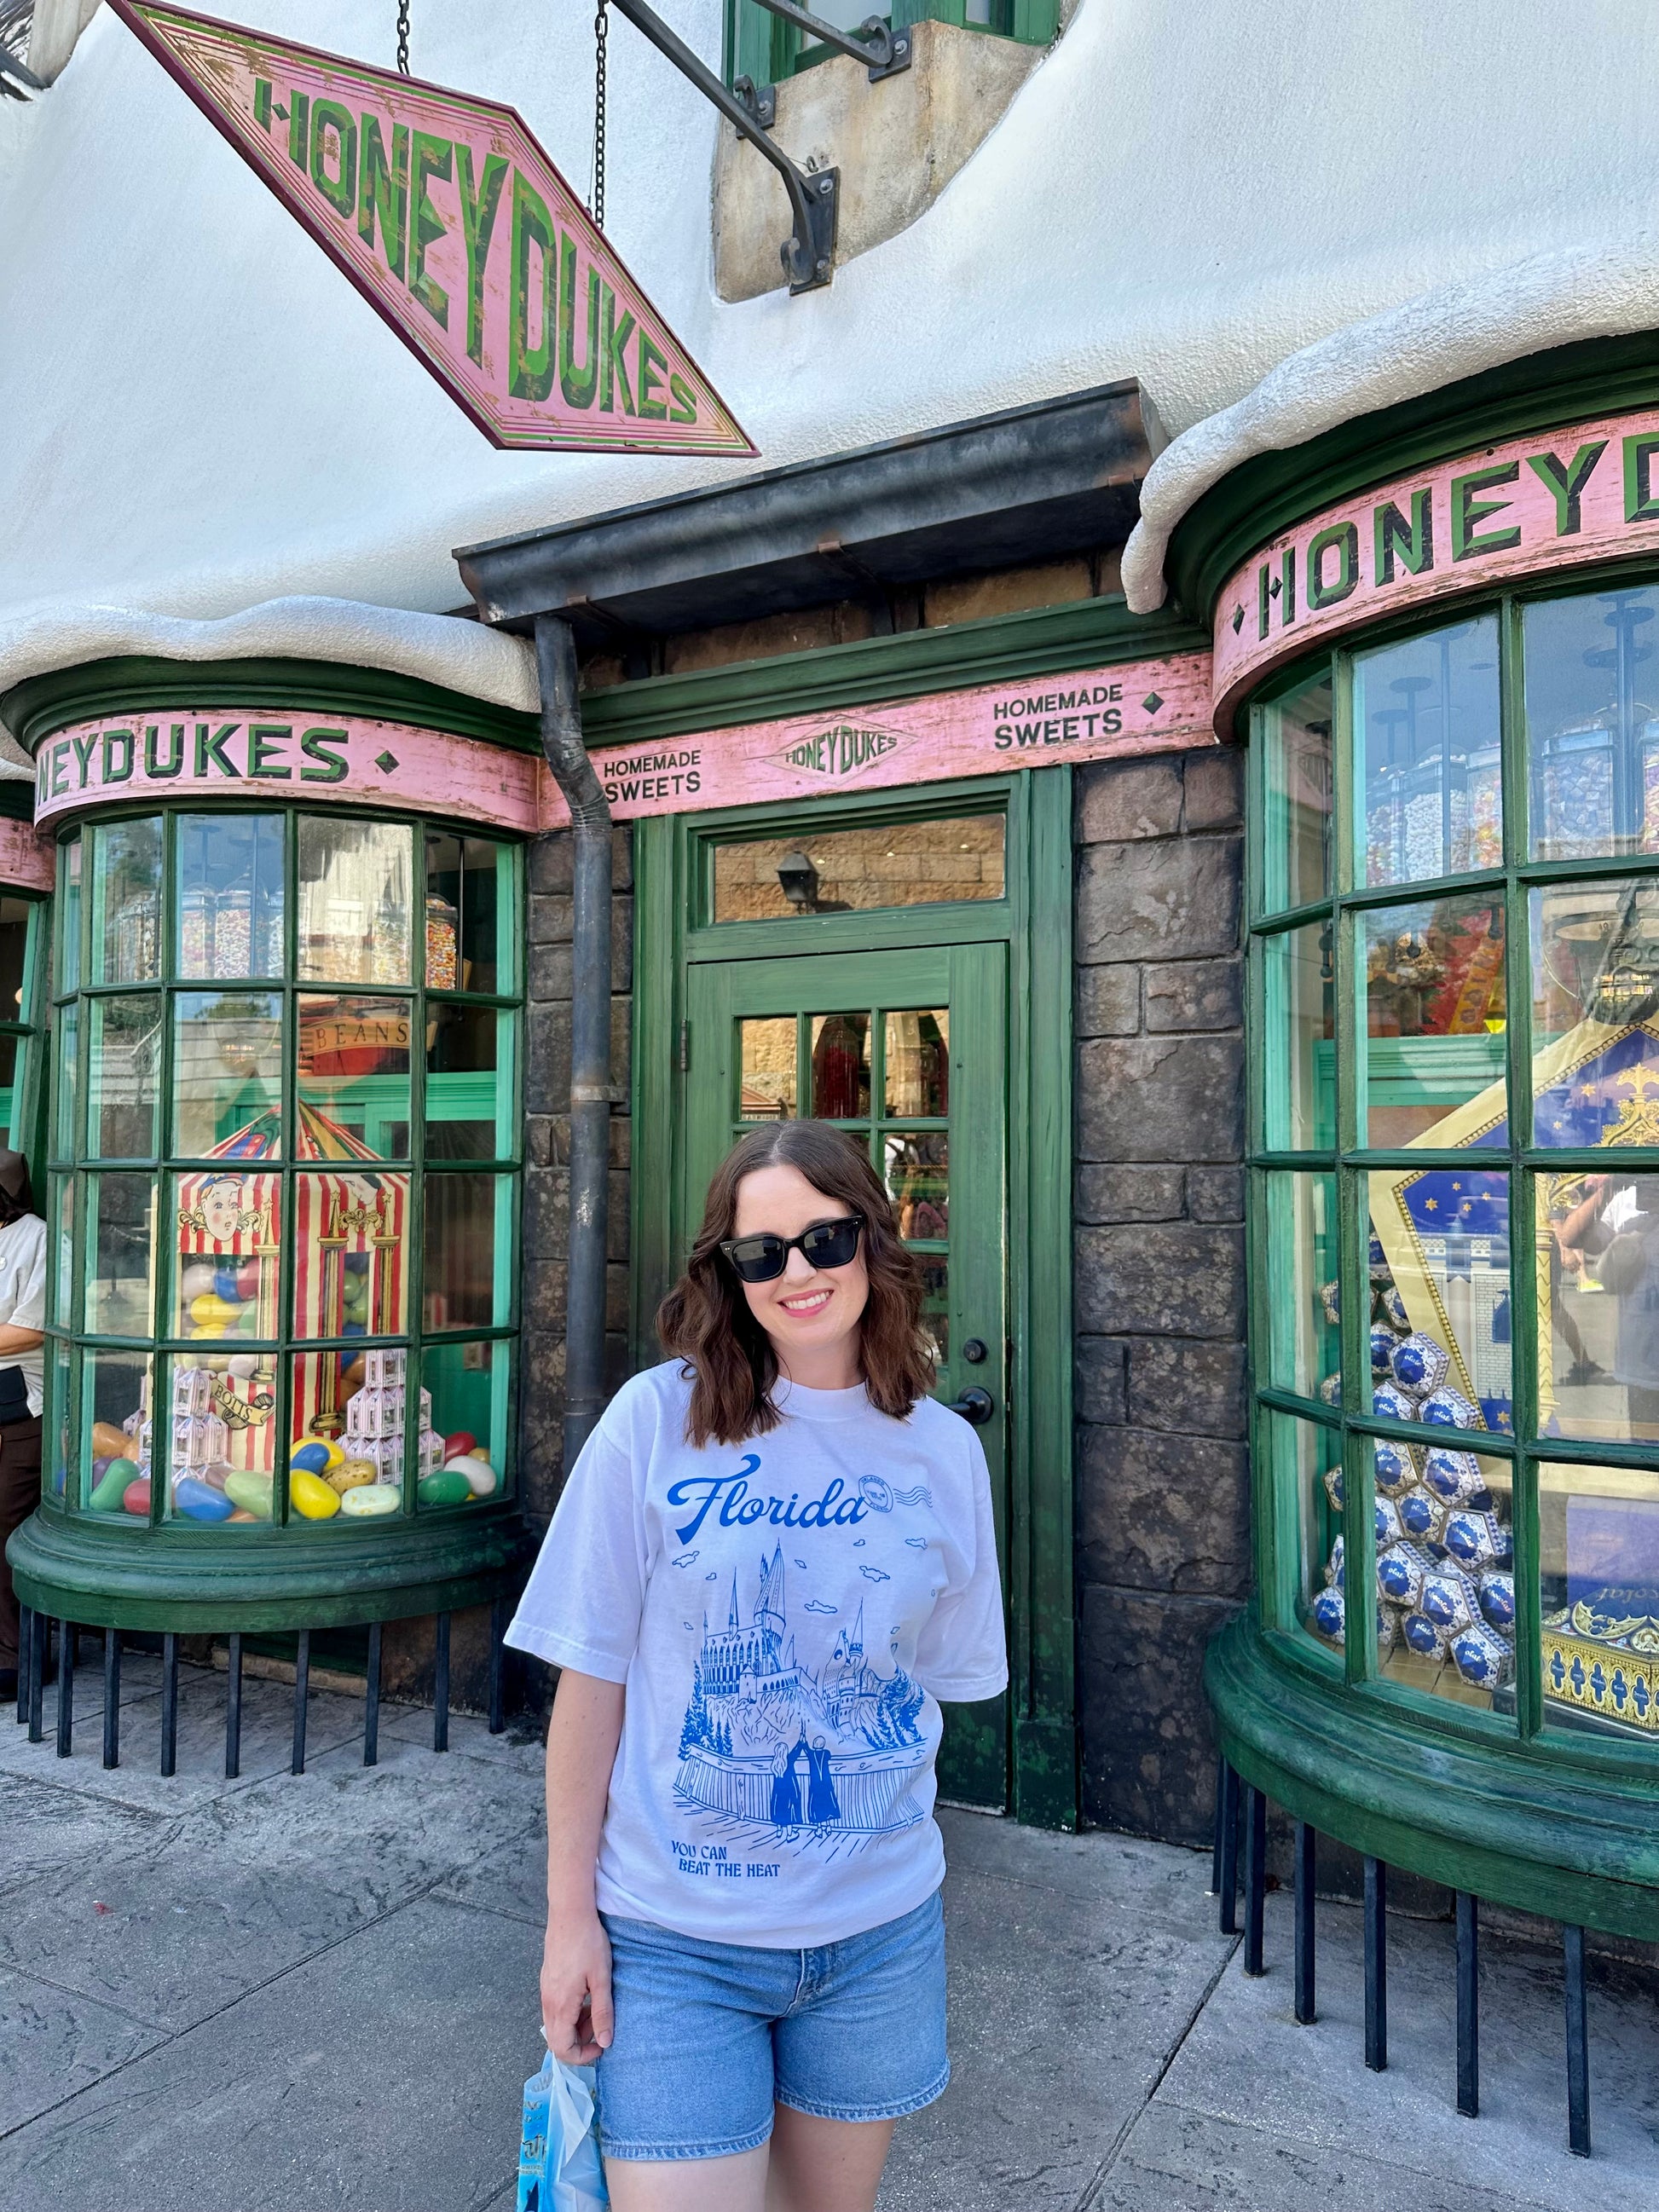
[109,1,755,456]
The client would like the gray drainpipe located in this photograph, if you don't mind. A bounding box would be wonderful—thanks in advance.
[534,615,613,1470]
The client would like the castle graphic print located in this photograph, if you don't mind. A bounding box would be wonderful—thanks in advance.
[675,1545,928,1845]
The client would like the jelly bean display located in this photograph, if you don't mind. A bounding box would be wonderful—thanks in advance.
[122,1477,152,1516]
[88,1457,137,1513]
[175,1476,234,1522]
[417,1466,473,1509]
[290,1468,341,1518]
[339,1483,401,1517]
[444,1453,499,1498]
[225,1469,274,1519]
[442,1430,477,1460]
[290,1441,332,1476]
[328,1458,379,1494]
[91,1420,133,1461]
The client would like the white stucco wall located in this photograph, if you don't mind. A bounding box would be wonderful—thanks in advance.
[4,0,1659,643]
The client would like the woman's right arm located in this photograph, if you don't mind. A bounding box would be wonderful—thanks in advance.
[541,1666,627,2065]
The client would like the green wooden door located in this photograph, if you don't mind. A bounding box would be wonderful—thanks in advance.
[683,941,1010,1809]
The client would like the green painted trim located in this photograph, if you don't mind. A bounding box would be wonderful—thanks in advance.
[1009,765,1077,1829]
[1169,330,1659,624]
[580,598,1208,751]
[629,814,681,1371]
[8,1502,532,1633]
[1209,1614,1659,1940]
[3,656,541,756]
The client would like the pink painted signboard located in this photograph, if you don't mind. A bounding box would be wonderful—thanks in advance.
[33,712,542,831]
[1212,408,1659,731]
[111,1,754,456]
[0,814,55,893]
[553,652,1217,826]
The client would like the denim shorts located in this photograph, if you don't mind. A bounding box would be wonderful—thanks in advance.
[593,1888,948,2161]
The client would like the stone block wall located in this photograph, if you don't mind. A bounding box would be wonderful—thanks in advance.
[1072,747,1248,1846]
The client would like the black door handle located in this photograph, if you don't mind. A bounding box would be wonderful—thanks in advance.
[946,1386,995,1426]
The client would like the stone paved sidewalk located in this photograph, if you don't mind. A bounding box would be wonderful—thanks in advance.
[1,1655,1656,2209]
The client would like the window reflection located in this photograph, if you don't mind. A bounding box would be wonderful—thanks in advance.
[884,1010,948,1118]
[1262,923,1334,1149]
[1356,617,1501,886]
[172,991,283,1158]
[425,831,504,992]
[1540,1460,1659,1739]
[1256,673,1332,912]
[90,818,161,984]
[297,996,411,1159]
[176,814,284,979]
[1358,896,1507,1145]
[1367,1170,1512,1435]
[884,1135,947,1240]
[739,1019,797,1120]
[712,817,1004,922]
[1528,586,1659,859]
[811,1013,870,1118]
[1263,1172,1338,1401]
[297,817,412,985]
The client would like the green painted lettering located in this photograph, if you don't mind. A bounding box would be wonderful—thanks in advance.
[358,116,409,280]
[409,133,453,328]
[194,723,241,779]
[299,728,350,783]
[145,725,184,779]
[668,372,697,426]
[252,77,272,133]
[1623,433,1659,523]
[1450,462,1521,560]
[70,733,96,785]
[309,100,356,218]
[49,743,69,798]
[1306,520,1359,610]
[1373,488,1434,582]
[287,90,309,170]
[636,329,669,419]
[508,170,556,401]
[455,146,507,367]
[558,232,600,409]
[100,729,135,785]
[247,725,292,780]
[601,287,636,415]
[1527,441,1606,536]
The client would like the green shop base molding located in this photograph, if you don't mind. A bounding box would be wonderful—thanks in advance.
[1170,332,1659,1943]
[3,654,540,1637]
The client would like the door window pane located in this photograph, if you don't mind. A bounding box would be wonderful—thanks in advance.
[87,994,162,1158]
[1356,616,1501,886]
[1256,672,1332,912]
[427,1002,510,1159]
[298,995,411,1158]
[1527,586,1659,859]
[1357,896,1507,1146]
[1262,923,1334,1150]
[290,1169,409,1341]
[419,1340,510,1508]
[424,1172,511,1331]
[918,1254,948,1366]
[1540,1459,1659,1739]
[885,1135,947,1240]
[425,831,506,993]
[84,1173,156,1337]
[1368,1170,1512,1435]
[1262,1172,1338,1401]
[90,817,161,983]
[172,1167,280,1342]
[739,1018,797,1119]
[712,816,1004,921]
[172,990,283,1158]
[297,817,412,983]
[176,813,285,979]
[81,1349,152,1516]
[884,1009,948,1117]
[811,1013,870,1118]
[1379,1444,1514,1712]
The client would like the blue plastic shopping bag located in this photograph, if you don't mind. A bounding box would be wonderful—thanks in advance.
[517,2051,608,2212]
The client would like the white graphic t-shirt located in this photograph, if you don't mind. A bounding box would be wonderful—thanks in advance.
[506,1359,1008,1949]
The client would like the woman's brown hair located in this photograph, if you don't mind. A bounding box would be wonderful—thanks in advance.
[657,1122,936,1447]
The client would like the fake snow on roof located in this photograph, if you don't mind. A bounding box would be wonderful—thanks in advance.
[1121,233,1659,615]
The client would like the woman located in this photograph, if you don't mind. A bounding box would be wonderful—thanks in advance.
[507,1122,1006,2212]
[0,1151,48,1702]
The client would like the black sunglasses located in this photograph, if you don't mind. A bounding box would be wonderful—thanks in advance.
[720,1214,866,1285]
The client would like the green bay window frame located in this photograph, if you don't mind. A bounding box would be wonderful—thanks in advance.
[0,882,49,1177]
[724,0,1057,89]
[43,802,524,1537]
[1247,568,1659,1796]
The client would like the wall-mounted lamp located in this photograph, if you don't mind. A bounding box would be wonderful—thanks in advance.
[777,851,820,910]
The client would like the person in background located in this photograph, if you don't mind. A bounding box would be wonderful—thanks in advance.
[0,1151,46,1701]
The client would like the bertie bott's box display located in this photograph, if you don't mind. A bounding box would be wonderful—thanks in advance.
[1306,984,1659,1736]
[78,1102,500,1527]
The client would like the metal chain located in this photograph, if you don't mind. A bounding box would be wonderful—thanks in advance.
[396,0,410,75]
[592,3,608,229]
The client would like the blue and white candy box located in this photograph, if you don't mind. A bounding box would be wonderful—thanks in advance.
[1423,1446,1488,1505]
[1391,1331,1451,1399]
[1419,1385,1480,1429]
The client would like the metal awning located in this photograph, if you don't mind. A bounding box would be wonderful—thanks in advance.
[456,381,1158,650]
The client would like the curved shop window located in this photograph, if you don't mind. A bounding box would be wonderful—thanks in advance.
[1252,576,1659,1747]
[46,809,521,1533]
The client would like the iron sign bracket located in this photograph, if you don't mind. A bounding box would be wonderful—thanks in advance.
[609,0,838,291]
[735,3,911,135]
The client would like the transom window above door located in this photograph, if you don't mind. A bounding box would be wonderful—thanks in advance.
[709,812,1005,922]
